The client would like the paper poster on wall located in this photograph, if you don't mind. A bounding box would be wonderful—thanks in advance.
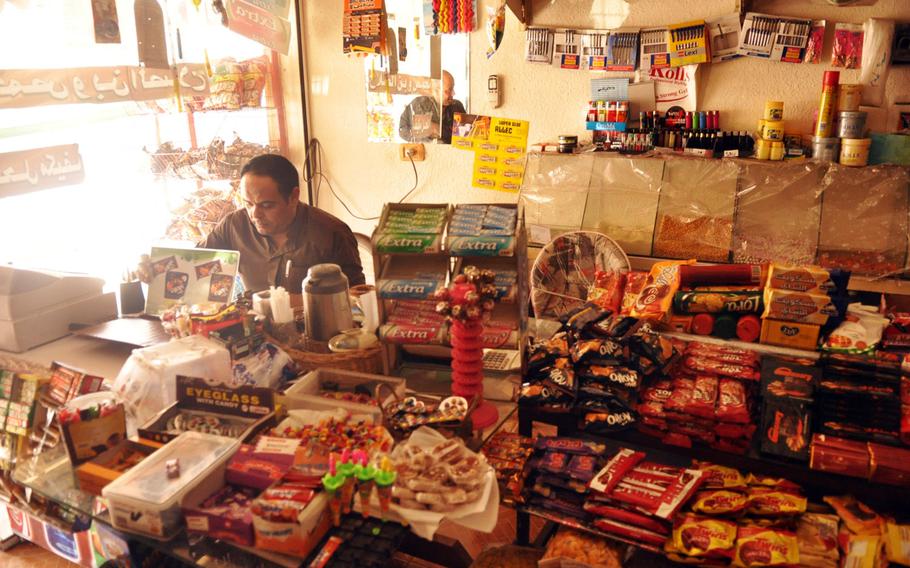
[145,247,240,315]
[91,0,121,44]
[453,114,528,193]
[649,64,698,112]
[344,0,386,55]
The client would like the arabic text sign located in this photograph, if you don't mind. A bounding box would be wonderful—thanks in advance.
[227,0,291,54]
[0,64,209,109]
[0,144,85,197]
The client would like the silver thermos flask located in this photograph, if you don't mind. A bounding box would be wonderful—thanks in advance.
[302,264,354,341]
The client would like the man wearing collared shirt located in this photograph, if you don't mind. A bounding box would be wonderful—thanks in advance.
[199,154,364,293]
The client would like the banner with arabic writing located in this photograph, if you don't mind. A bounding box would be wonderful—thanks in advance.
[0,64,209,109]
[0,144,85,198]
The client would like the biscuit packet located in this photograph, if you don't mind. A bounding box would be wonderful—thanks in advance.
[667,514,737,559]
[732,525,799,567]
[630,260,696,322]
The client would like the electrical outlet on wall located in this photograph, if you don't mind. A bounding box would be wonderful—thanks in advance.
[399,143,425,161]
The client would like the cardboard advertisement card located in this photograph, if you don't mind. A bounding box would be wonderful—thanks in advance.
[145,247,240,315]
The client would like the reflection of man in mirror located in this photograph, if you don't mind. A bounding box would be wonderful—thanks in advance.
[398,71,466,144]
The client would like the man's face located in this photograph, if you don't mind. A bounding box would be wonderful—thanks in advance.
[442,74,455,106]
[240,173,299,236]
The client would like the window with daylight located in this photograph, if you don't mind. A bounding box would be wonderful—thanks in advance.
[0,0,295,289]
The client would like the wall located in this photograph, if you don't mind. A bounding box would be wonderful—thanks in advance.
[299,0,910,237]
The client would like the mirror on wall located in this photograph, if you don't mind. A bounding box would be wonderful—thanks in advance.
[364,0,470,145]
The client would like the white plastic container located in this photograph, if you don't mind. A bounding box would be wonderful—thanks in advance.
[102,431,239,540]
[283,368,406,422]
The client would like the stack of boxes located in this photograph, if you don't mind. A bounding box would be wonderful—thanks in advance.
[759,265,848,351]
[754,100,785,161]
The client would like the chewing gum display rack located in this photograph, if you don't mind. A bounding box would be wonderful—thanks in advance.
[371,203,529,373]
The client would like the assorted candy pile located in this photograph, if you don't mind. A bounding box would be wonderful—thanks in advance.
[271,416,392,456]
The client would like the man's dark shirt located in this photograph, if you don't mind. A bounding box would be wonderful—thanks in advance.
[201,204,365,293]
[399,96,466,144]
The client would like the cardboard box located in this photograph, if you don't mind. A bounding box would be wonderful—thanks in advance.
[809,434,869,479]
[868,442,910,487]
[139,375,275,444]
[76,439,162,496]
[226,436,300,490]
[183,485,259,546]
[371,203,449,254]
[283,368,405,422]
[760,319,821,351]
[446,203,520,257]
[252,492,331,558]
[61,401,127,466]
[377,255,448,300]
[760,395,812,461]
[760,356,819,399]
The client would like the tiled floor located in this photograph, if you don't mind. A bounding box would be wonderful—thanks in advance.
[0,540,78,568]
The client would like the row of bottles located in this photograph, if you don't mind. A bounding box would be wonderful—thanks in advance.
[612,129,755,157]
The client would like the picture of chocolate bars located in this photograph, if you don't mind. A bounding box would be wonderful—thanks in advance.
[208,273,234,302]
[164,271,189,299]
[151,255,178,277]
[194,260,223,279]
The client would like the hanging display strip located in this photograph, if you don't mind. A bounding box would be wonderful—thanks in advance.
[523,10,829,70]
[424,0,475,34]
[343,0,386,55]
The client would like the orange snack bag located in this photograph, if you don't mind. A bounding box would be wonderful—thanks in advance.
[630,260,695,322]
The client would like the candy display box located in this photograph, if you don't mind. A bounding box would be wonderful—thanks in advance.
[75,439,163,496]
[139,375,275,444]
[102,431,240,540]
[282,368,406,423]
[252,491,331,557]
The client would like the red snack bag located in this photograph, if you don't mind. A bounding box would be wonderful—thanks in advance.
[686,342,760,367]
[686,375,719,419]
[746,488,807,516]
[715,379,751,424]
[732,525,799,567]
[690,489,748,516]
[587,270,625,314]
[684,355,760,381]
[638,400,666,418]
[663,431,693,448]
[584,501,671,535]
[715,422,757,440]
[670,514,737,559]
[593,517,669,547]
[589,447,645,494]
[694,461,747,490]
[665,378,695,413]
[711,437,752,455]
[620,271,648,315]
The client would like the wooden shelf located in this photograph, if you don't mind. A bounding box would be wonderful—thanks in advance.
[517,406,910,514]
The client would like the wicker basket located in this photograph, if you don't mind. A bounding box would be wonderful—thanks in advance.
[271,334,384,375]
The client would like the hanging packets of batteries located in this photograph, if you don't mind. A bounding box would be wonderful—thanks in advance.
[425,0,476,34]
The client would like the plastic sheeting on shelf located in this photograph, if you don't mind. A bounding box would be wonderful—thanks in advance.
[734,160,825,266]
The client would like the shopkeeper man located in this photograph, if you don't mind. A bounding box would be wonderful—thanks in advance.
[141,154,365,293]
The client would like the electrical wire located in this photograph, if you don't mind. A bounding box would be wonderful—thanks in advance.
[302,138,420,221]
